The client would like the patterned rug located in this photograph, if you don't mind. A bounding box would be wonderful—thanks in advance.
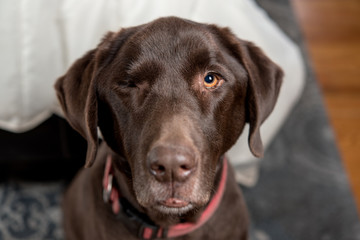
[0,182,63,240]
[1,0,359,240]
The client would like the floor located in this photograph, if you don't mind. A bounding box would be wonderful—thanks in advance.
[291,0,360,213]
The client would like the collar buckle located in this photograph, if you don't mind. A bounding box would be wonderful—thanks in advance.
[103,173,113,203]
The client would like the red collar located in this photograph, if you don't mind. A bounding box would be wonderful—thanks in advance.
[103,155,228,239]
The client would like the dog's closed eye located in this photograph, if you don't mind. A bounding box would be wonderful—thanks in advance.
[118,80,137,88]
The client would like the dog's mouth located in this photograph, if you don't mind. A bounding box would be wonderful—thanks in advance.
[154,198,194,215]
[162,198,189,208]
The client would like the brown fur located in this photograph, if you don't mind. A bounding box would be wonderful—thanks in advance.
[55,17,282,240]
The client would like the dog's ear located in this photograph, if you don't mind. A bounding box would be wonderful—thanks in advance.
[55,29,135,167]
[240,41,283,157]
[55,48,98,168]
[211,26,283,158]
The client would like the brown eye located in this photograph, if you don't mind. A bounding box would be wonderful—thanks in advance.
[204,74,221,89]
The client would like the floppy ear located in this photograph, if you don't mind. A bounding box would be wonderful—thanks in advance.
[55,29,135,167]
[240,41,283,157]
[211,26,283,158]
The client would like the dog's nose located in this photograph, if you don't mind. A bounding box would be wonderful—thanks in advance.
[147,146,197,182]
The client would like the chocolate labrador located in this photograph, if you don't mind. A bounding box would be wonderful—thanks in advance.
[55,17,282,240]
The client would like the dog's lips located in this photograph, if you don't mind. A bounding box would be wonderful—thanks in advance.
[153,198,194,215]
[161,198,189,208]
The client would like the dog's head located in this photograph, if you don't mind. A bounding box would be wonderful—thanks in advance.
[55,17,282,217]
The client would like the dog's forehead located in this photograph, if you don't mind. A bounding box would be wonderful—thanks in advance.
[129,18,218,62]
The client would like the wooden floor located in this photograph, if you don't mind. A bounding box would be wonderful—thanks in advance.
[291,0,360,213]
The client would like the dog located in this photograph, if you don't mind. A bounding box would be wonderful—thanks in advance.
[55,17,282,240]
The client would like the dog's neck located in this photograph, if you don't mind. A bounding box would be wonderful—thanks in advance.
[103,153,227,239]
